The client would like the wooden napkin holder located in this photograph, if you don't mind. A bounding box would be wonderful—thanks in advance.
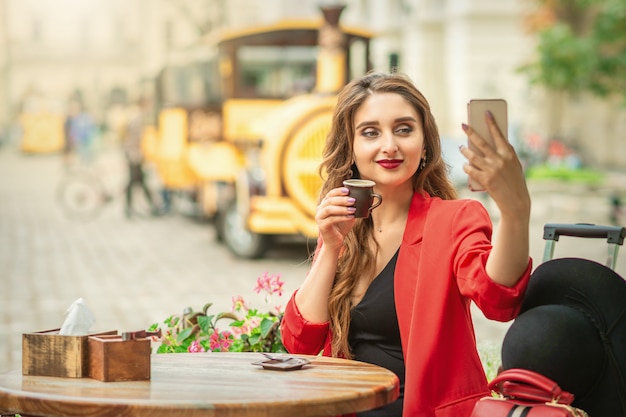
[87,334,152,382]
[22,328,118,378]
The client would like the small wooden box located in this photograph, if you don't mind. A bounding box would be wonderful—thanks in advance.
[22,328,118,378]
[88,334,151,382]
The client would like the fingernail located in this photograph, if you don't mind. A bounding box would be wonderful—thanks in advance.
[486,110,494,119]
[347,197,356,204]
[458,144,465,151]
[347,207,356,213]
[342,187,350,194]
[461,123,469,131]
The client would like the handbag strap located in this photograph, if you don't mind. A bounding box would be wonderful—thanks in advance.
[501,381,575,405]
[489,368,573,404]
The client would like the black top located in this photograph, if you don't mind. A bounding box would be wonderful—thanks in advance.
[349,249,405,417]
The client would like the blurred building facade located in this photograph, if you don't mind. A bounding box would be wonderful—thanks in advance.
[1,0,625,166]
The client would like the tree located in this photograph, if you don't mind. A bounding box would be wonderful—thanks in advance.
[520,0,626,103]
[517,0,626,169]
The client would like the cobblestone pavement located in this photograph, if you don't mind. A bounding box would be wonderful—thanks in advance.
[1,142,625,373]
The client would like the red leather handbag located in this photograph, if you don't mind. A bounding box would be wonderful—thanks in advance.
[470,369,589,417]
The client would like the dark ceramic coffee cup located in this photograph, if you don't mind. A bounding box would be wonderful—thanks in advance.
[343,179,382,218]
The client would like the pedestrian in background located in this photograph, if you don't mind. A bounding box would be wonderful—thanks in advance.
[122,98,159,218]
[62,100,78,168]
[280,72,532,417]
[610,191,623,226]
[68,101,97,166]
[63,99,96,167]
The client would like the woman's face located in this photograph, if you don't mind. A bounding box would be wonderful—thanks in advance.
[352,92,425,190]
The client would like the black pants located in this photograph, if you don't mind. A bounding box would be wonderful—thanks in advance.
[125,161,156,213]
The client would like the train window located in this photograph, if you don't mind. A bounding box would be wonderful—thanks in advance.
[157,60,223,108]
[237,46,317,99]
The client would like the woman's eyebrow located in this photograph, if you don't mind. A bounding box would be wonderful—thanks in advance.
[395,116,418,124]
[355,120,379,130]
[355,116,417,130]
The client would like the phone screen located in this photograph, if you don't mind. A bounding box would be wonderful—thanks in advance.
[466,99,508,191]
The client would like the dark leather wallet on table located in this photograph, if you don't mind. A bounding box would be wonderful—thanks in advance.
[470,368,589,417]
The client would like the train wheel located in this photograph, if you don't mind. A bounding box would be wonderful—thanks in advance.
[220,199,272,259]
[282,108,332,218]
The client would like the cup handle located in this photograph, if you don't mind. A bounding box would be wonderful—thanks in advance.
[369,193,382,212]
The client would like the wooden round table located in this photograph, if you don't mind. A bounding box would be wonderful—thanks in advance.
[0,352,399,417]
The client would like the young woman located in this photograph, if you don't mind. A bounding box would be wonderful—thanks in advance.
[280,72,532,417]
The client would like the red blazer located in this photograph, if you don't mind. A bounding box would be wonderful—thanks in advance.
[281,192,532,417]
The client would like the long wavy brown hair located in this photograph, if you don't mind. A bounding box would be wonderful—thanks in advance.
[318,72,458,358]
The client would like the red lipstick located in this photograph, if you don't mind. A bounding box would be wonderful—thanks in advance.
[377,159,402,169]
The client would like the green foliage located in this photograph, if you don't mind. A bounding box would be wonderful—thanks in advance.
[588,0,626,97]
[521,0,626,103]
[150,272,287,354]
[478,341,502,382]
[526,164,605,184]
[520,23,595,92]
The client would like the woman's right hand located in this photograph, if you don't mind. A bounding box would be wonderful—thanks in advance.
[294,187,356,323]
[315,186,357,251]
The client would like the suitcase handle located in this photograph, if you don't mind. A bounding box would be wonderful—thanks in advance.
[542,223,626,269]
[543,223,626,244]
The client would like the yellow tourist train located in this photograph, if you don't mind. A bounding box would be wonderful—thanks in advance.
[144,5,374,258]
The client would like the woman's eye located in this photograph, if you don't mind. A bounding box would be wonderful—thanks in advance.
[395,126,413,135]
[362,129,379,138]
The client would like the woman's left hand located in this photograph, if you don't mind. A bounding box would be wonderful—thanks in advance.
[460,113,530,219]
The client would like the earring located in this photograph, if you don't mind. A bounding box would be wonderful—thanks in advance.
[420,155,427,170]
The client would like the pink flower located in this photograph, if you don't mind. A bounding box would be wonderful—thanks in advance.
[231,323,252,336]
[254,272,285,297]
[248,317,261,328]
[188,340,205,353]
[209,330,233,352]
[254,272,270,294]
[271,275,284,297]
[219,331,233,350]
[231,295,248,312]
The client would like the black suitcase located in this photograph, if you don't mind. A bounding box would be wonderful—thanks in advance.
[500,223,626,417]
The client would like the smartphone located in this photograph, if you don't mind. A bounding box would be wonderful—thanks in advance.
[466,98,508,191]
